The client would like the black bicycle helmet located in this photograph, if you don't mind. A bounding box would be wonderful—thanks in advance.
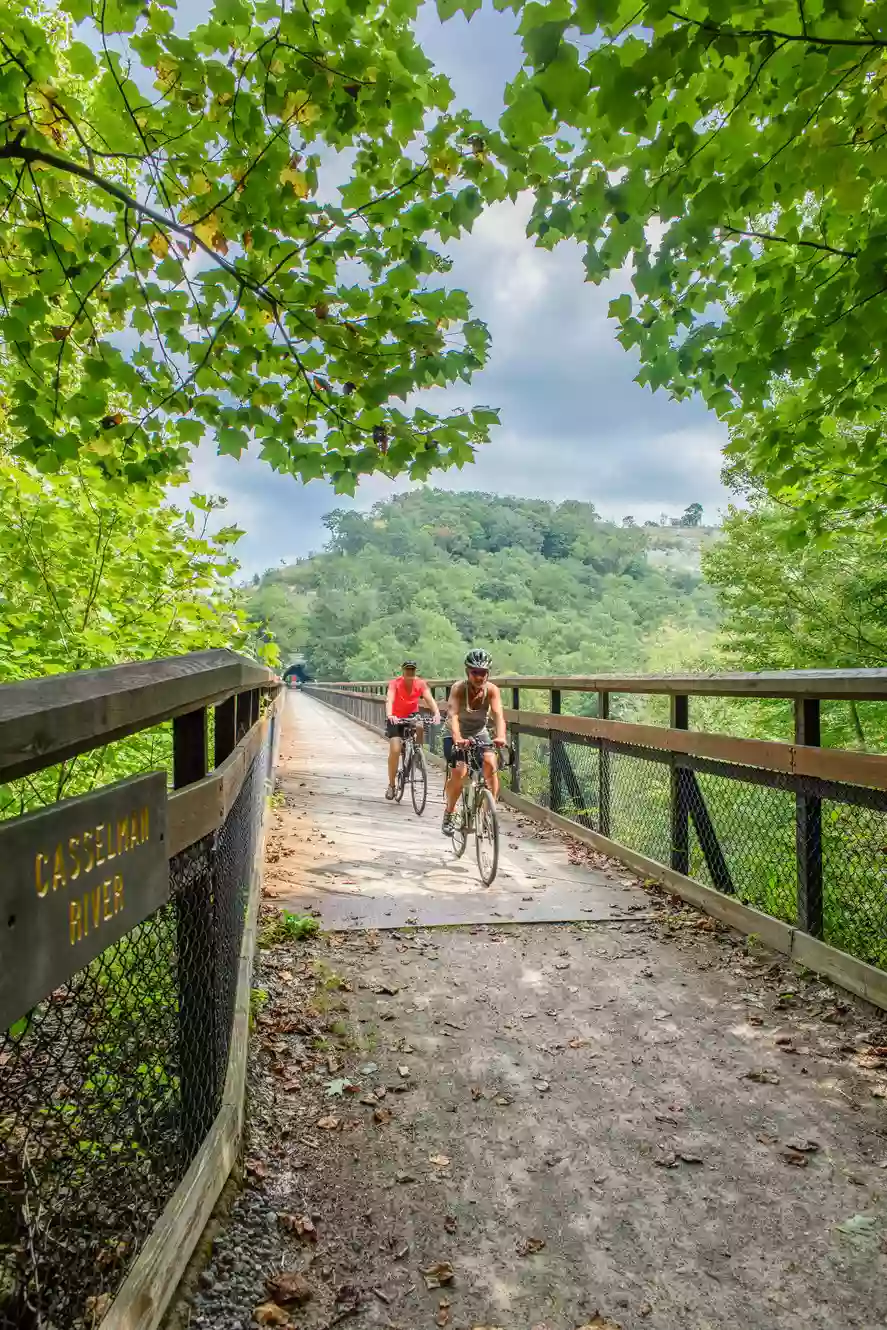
[464,648,492,672]
[402,659,418,669]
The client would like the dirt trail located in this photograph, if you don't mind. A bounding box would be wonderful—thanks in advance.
[167,700,887,1330]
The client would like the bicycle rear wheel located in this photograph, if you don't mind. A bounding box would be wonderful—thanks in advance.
[451,791,468,858]
[410,747,428,815]
[475,788,499,886]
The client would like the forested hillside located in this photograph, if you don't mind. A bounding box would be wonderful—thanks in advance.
[244,491,720,681]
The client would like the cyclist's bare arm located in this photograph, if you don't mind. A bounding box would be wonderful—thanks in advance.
[421,683,441,723]
[448,681,465,745]
[488,683,507,745]
[386,680,396,723]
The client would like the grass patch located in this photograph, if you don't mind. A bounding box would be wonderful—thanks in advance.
[259,910,320,948]
[250,988,269,1026]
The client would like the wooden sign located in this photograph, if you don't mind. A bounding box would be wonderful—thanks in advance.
[0,771,168,1032]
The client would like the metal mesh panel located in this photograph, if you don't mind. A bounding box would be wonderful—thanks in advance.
[0,742,269,1328]
[685,771,797,924]
[550,737,600,830]
[820,798,887,967]
[607,748,672,865]
[0,898,183,1329]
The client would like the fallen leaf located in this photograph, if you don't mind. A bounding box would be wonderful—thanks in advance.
[744,1069,780,1085]
[470,1086,484,1101]
[782,1149,808,1167]
[429,1154,450,1167]
[444,1214,457,1233]
[278,1213,316,1241]
[253,1302,290,1326]
[517,1236,546,1256]
[534,1080,551,1094]
[373,983,400,996]
[836,1213,880,1247]
[654,1151,677,1168]
[677,1152,704,1165]
[360,1062,379,1074]
[568,1037,587,1049]
[373,1107,392,1125]
[395,1171,416,1184]
[422,1261,454,1290]
[316,1115,339,1131]
[494,1095,512,1107]
[787,1139,819,1154]
[266,1271,313,1305]
[246,1158,268,1178]
[576,1318,623,1330]
[437,1309,451,1327]
[325,1078,354,1098]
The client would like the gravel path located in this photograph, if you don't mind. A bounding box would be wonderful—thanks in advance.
[167,844,887,1330]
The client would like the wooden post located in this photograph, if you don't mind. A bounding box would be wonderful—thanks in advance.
[214,696,236,768]
[173,708,207,788]
[173,707,216,1160]
[670,695,690,875]
[511,687,521,794]
[598,691,610,836]
[550,688,562,813]
[796,698,823,937]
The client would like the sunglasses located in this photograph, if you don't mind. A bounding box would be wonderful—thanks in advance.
[468,669,488,678]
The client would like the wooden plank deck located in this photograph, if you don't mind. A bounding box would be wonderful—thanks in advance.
[264,692,647,929]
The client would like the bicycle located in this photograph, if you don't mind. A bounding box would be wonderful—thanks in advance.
[449,739,511,886]
[392,714,436,816]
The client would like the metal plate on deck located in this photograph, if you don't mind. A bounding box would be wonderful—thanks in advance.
[0,771,168,1030]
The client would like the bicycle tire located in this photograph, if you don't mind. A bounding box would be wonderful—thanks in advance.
[451,791,469,858]
[394,748,407,803]
[410,747,428,816]
[475,788,499,886]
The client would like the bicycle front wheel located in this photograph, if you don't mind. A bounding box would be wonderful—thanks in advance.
[475,789,499,886]
[410,747,428,815]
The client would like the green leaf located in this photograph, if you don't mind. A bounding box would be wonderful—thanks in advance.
[67,41,98,77]
[217,427,248,458]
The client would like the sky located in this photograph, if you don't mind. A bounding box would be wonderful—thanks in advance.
[187,3,731,575]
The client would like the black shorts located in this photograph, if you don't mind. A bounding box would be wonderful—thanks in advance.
[443,736,492,767]
[386,718,421,739]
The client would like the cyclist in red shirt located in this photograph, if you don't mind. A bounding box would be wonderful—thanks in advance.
[385,660,440,800]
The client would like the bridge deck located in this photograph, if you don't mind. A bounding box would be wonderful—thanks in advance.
[266,692,644,929]
[213,692,887,1330]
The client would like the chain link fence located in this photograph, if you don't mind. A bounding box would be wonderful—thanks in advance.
[0,734,271,1329]
[306,683,887,971]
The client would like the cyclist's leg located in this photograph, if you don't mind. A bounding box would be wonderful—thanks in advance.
[442,738,467,832]
[482,748,499,801]
[386,721,402,796]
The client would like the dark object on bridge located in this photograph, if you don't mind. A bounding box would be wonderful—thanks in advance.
[283,662,311,687]
[0,651,280,1330]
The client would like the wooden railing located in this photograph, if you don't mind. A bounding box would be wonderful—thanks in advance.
[0,650,281,1330]
[306,670,887,1009]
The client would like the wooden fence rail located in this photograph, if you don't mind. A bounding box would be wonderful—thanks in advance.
[0,650,281,1330]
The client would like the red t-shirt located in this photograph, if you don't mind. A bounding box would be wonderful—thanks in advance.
[390,676,426,719]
